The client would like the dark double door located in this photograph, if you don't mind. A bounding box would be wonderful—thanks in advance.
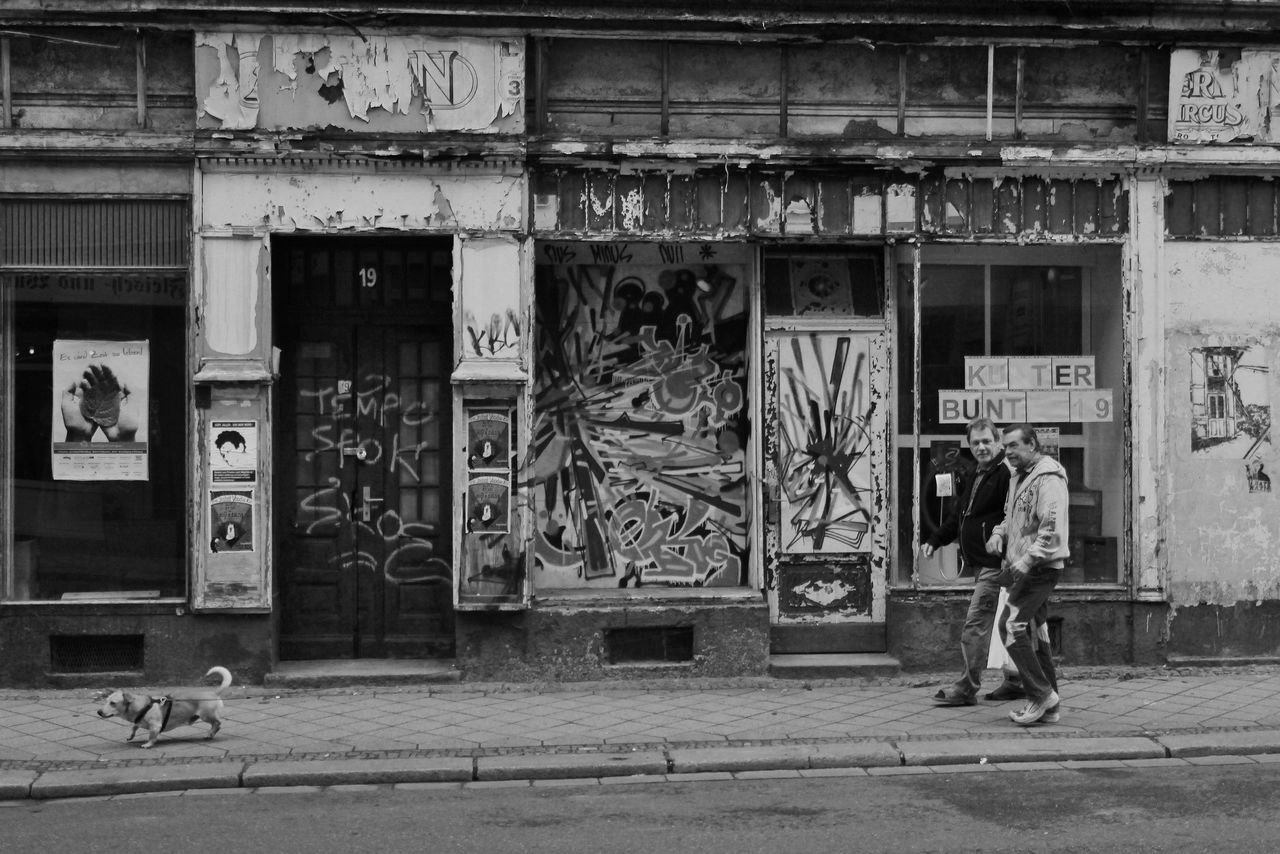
[276,237,454,659]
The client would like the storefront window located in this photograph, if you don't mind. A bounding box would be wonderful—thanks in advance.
[897,246,1125,587]
[532,242,751,589]
[1,199,188,601]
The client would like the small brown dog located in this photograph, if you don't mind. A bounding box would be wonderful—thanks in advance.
[97,666,232,748]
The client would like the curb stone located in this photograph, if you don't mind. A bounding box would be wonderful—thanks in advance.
[1155,729,1280,758]
[0,770,37,800]
[475,750,667,781]
[242,757,473,788]
[898,736,1165,766]
[30,762,245,800]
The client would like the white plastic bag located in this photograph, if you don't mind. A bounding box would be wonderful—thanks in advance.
[986,586,1015,671]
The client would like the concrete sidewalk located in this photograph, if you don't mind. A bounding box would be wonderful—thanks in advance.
[4,665,1280,801]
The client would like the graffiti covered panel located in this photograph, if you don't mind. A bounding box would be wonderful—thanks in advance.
[775,332,876,554]
[533,242,750,587]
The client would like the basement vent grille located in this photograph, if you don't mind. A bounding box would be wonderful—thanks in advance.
[606,626,694,664]
[49,635,144,673]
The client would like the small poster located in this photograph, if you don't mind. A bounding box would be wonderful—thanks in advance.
[467,410,511,470]
[467,475,510,534]
[210,490,254,553]
[51,339,149,481]
[211,420,258,483]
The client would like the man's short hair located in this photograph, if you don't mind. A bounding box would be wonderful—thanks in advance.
[1002,422,1039,448]
[965,417,999,443]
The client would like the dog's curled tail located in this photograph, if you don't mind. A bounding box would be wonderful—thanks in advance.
[205,666,233,693]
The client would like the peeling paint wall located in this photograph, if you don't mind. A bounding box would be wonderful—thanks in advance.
[1165,242,1280,606]
[195,33,523,133]
[200,163,524,233]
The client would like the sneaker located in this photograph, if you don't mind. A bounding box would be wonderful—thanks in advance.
[1040,704,1060,724]
[1009,691,1061,726]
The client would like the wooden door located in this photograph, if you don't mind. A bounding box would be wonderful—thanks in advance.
[276,237,454,659]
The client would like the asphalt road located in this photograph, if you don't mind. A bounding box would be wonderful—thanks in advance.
[5,762,1277,853]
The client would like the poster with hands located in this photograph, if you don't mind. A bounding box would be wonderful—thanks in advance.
[51,339,150,481]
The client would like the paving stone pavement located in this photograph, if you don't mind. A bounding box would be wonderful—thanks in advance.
[3,666,1280,801]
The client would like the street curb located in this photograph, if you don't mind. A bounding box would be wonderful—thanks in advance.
[242,757,474,788]
[29,762,246,800]
[898,735,1165,766]
[7,733,1280,801]
[475,750,668,781]
[1155,730,1280,757]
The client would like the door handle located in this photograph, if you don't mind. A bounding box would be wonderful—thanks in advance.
[342,446,369,461]
[359,486,383,523]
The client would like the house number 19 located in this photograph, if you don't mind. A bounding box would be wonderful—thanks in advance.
[358,267,378,288]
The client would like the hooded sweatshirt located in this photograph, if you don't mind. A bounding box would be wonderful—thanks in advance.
[993,454,1071,574]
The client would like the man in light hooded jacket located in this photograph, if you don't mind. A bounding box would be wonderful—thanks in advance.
[985,423,1069,726]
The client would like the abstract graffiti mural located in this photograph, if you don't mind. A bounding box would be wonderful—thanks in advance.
[774,332,876,554]
[533,242,750,587]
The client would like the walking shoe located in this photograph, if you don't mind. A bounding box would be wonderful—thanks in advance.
[984,682,1026,702]
[933,688,976,706]
[1009,691,1061,726]
[1039,704,1061,724]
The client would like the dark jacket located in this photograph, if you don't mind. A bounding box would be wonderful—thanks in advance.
[925,452,1011,570]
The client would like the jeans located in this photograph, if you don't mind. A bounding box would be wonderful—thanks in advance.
[999,565,1061,704]
[950,565,1003,698]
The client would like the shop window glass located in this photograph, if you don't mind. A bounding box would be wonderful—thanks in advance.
[1,199,188,601]
[897,250,1124,588]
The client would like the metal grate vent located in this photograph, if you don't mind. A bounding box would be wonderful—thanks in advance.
[606,626,694,664]
[1,198,189,268]
[49,635,144,673]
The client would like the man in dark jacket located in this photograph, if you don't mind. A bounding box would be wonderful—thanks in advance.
[924,417,1020,706]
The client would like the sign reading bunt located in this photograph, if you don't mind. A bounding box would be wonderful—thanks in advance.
[938,356,1114,424]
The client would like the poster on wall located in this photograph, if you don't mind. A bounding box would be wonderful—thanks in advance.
[51,339,150,481]
[209,490,254,553]
[1190,346,1271,465]
[210,420,258,483]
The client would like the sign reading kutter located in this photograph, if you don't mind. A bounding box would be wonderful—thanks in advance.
[938,356,1113,424]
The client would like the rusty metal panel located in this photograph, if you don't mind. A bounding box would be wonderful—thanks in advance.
[544,38,662,136]
[1100,181,1126,234]
[1195,181,1223,236]
[695,172,726,233]
[1022,178,1047,233]
[787,43,899,138]
[1049,179,1075,234]
[613,173,645,233]
[723,171,751,234]
[1247,180,1278,236]
[752,173,784,234]
[669,42,781,138]
[995,176,1022,234]
[640,173,667,232]
[585,172,615,233]
[782,173,820,236]
[557,171,587,232]
[1165,182,1196,236]
[819,176,852,235]
[667,173,697,231]
[1220,177,1250,236]
[1073,180,1100,236]
[970,178,995,233]
[944,179,971,234]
